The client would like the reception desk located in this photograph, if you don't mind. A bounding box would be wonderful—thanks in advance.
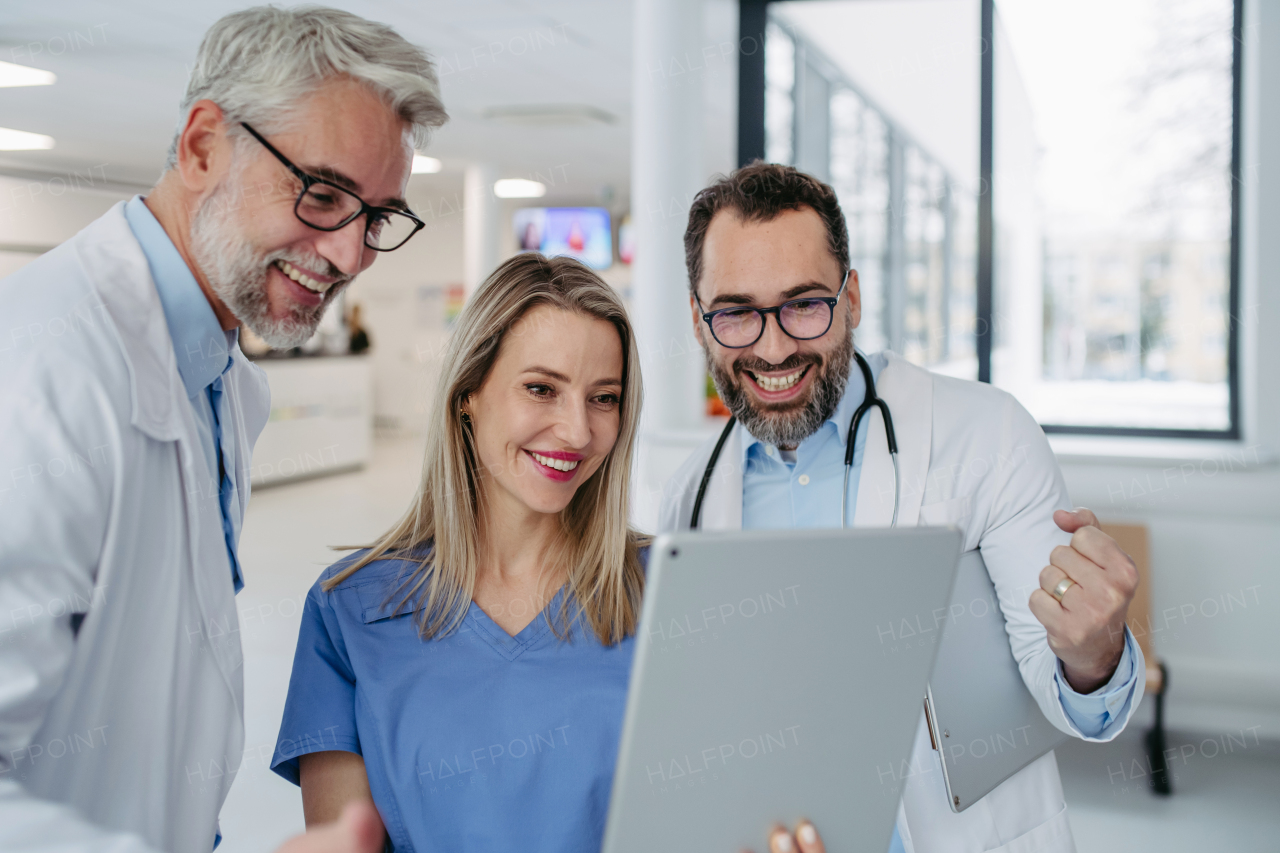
[249,355,374,487]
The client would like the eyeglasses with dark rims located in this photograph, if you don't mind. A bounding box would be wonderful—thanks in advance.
[694,269,850,348]
[240,121,425,252]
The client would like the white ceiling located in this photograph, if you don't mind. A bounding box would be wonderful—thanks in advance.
[0,1,647,203]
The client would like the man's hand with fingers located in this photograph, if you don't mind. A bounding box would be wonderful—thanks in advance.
[275,801,385,853]
[1028,508,1138,694]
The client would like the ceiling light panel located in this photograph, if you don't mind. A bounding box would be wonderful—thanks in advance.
[0,60,57,88]
[412,155,442,174]
[493,179,546,199]
[0,127,55,150]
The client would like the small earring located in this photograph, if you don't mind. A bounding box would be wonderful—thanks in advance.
[460,411,472,425]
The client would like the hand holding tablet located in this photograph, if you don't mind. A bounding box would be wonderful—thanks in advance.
[765,820,827,853]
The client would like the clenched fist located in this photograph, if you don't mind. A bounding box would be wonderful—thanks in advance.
[1028,508,1138,694]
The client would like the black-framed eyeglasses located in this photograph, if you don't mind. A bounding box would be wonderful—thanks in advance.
[239,122,425,252]
[695,269,850,348]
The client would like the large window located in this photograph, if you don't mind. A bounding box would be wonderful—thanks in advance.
[993,0,1238,434]
[748,0,1241,437]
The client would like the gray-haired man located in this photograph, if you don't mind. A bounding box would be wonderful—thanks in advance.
[0,7,445,851]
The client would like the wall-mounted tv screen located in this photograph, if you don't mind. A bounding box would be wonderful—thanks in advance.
[513,207,612,270]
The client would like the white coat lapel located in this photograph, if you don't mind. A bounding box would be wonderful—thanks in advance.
[702,424,744,531]
[853,352,933,528]
[79,201,245,715]
[76,202,184,441]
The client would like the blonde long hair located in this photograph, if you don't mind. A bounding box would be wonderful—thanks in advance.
[325,253,646,645]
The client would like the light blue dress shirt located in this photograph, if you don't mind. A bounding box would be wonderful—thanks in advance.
[741,351,887,530]
[124,196,245,593]
[738,350,1139,853]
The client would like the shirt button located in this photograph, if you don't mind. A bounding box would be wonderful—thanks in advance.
[798,474,811,485]
[766,446,775,456]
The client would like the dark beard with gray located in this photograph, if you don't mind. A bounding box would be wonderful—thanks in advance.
[706,324,854,448]
[189,172,351,349]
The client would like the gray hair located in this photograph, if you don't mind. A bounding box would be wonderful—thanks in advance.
[165,5,447,169]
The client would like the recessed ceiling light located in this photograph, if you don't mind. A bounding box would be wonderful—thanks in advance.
[493,179,547,199]
[412,154,442,174]
[481,104,616,127]
[0,127,55,150]
[0,60,56,88]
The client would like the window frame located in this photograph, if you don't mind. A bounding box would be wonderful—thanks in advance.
[738,0,1244,440]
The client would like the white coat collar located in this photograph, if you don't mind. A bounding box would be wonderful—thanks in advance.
[73,202,189,441]
[699,424,745,530]
[853,351,933,527]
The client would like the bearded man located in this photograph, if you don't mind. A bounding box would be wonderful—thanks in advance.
[0,7,444,851]
[660,163,1145,853]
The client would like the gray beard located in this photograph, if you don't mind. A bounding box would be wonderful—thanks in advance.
[706,323,854,448]
[189,175,350,349]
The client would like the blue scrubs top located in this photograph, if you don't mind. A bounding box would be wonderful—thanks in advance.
[272,547,642,852]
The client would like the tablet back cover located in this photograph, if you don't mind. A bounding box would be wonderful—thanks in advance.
[604,527,960,853]
[925,550,1069,812]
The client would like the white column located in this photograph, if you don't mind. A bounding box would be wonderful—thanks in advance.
[463,163,499,299]
[630,0,713,531]
[631,0,707,435]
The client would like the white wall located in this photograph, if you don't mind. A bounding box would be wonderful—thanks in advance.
[0,172,136,279]
[344,174,466,435]
[1061,456,1280,736]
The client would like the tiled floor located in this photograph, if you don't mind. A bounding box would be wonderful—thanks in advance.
[219,437,1280,853]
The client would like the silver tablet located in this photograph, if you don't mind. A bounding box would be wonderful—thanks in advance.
[603,527,962,853]
[924,550,1068,812]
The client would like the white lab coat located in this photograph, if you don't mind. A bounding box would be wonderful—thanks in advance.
[0,203,270,851]
[658,352,1144,853]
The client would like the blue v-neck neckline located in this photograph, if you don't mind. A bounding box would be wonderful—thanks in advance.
[463,588,568,661]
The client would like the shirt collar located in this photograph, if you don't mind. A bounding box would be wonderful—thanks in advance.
[739,348,881,459]
[123,195,233,399]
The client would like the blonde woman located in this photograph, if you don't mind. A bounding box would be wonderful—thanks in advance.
[271,253,824,853]
[270,253,645,851]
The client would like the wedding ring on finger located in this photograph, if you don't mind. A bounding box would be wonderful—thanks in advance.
[1051,576,1077,604]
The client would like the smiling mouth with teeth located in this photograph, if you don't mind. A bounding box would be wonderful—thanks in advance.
[750,365,809,392]
[529,452,580,472]
[275,259,334,294]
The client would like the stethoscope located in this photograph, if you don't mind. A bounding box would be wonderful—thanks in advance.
[690,350,900,530]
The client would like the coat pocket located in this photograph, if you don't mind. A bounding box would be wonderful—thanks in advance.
[985,804,1075,853]
[918,495,972,527]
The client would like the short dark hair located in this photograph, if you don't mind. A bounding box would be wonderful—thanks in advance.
[683,161,849,297]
